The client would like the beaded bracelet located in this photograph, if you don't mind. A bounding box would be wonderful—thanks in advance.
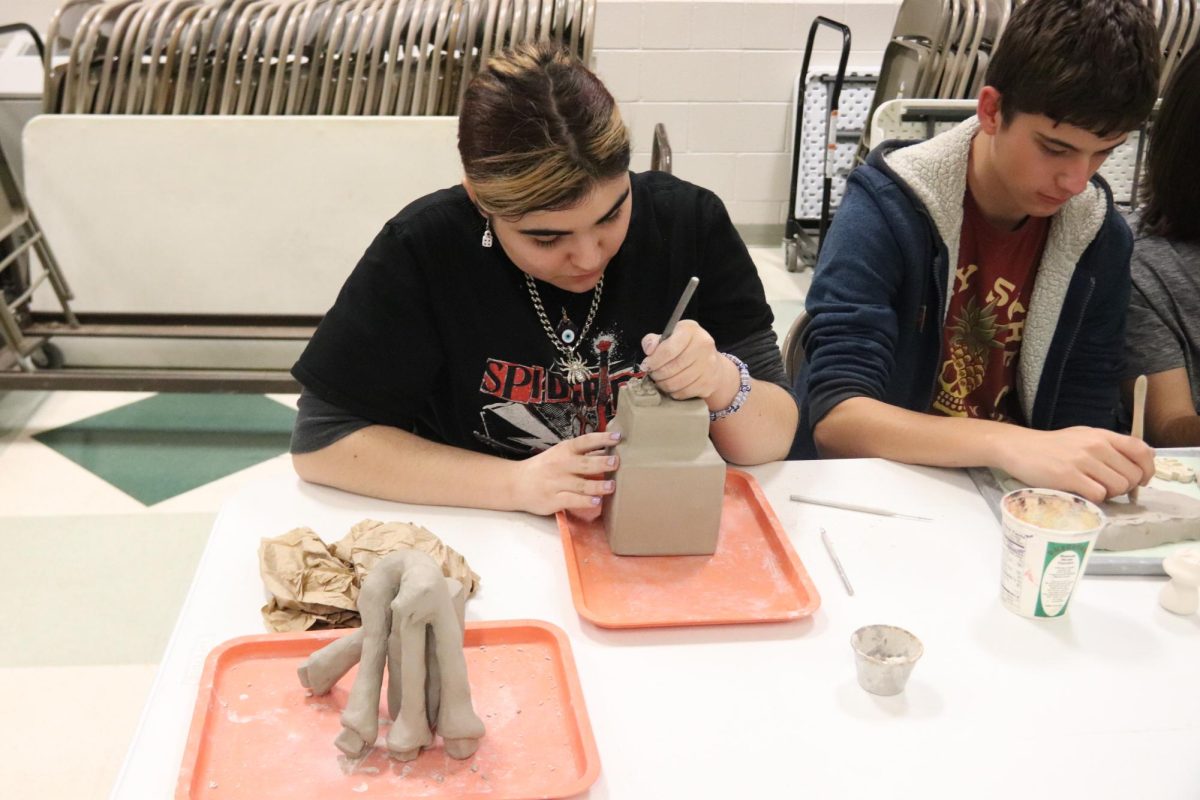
[710,352,751,422]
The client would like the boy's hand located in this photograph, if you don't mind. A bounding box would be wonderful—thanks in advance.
[512,430,620,516]
[640,320,740,412]
[997,426,1155,505]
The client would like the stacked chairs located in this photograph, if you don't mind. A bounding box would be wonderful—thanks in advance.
[869,0,1006,120]
[876,0,1199,106]
[41,0,596,115]
[864,0,1199,158]
[1157,0,1200,94]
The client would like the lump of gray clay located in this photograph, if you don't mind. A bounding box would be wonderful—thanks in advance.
[602,378,725,556]
[1099,487,1200,551]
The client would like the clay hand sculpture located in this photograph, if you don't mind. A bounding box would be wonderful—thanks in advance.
[602,377,726,556]
[296,549,485,761]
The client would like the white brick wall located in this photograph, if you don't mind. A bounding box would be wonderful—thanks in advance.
[593,0,900,227]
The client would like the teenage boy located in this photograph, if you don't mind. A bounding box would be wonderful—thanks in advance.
[790,0,1162,504]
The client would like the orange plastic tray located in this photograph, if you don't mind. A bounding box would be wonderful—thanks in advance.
[557,468,821,628]
[177,621,600,799]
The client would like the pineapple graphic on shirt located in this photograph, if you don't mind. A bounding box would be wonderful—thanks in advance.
[932,296,1003,416]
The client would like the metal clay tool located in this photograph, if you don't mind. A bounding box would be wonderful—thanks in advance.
[660,276,699,341]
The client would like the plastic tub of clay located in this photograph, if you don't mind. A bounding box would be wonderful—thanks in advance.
[1000,488,1105,618]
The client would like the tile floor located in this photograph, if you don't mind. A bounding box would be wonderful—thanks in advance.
[0,246,808,799]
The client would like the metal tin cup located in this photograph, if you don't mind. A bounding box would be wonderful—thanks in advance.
[850,624,923,696]
[1000,488,1106,619]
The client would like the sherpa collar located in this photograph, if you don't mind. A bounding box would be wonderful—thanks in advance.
[884,116,1109,424]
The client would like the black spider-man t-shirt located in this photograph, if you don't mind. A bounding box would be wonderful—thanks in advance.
[292,171,783,458]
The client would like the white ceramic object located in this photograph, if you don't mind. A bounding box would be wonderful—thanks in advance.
[1155,457,1196,483]
[850,625,923,696]
[1159,548,1200,615]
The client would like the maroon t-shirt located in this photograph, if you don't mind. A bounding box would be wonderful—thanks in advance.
[930,188,1049,422]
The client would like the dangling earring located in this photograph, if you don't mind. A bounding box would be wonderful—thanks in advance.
[481,218,493,248]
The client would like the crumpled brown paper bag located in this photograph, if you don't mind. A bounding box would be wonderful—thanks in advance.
[259,520,481,632]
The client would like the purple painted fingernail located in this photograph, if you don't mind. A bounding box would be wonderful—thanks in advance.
[591,496,601,505]
[604,480,614,491]
[610,431,622,440]
[606,456,616,467]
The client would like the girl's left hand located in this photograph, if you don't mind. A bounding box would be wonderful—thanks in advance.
[640,320,739,412]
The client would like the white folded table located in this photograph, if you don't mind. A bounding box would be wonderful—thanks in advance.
[112,458,1200,798]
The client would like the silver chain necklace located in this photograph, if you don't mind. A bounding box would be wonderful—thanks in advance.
[524,272,604,384]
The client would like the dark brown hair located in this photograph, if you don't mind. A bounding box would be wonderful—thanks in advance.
[985,0,1161,136]
[458,43,631,218]
[1140,46,1200,241]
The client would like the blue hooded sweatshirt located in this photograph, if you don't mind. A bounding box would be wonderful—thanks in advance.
[790,117,1133,459]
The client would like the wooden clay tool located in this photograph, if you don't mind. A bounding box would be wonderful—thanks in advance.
[1130,374,1147,504]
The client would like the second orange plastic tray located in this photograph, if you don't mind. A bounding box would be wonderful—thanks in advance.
[557,468,821,628]
[176,621,600,799]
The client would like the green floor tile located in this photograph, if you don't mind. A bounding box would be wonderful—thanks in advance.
[34,393,295,506]
[0,513,212,667]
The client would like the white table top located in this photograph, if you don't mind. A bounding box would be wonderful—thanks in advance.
[112,459,1200,799]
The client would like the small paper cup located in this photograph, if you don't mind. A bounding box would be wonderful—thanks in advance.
[850,624,923,696]
[999,488,1106,619]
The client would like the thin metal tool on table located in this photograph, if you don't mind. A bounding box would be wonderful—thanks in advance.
[789,494,933,522]
[660,276,700,341]
[1130,373,1148,504]
[820,527,854,595]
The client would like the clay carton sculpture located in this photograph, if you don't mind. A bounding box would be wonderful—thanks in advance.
[602,377,726,556]
[297,549,485,761]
